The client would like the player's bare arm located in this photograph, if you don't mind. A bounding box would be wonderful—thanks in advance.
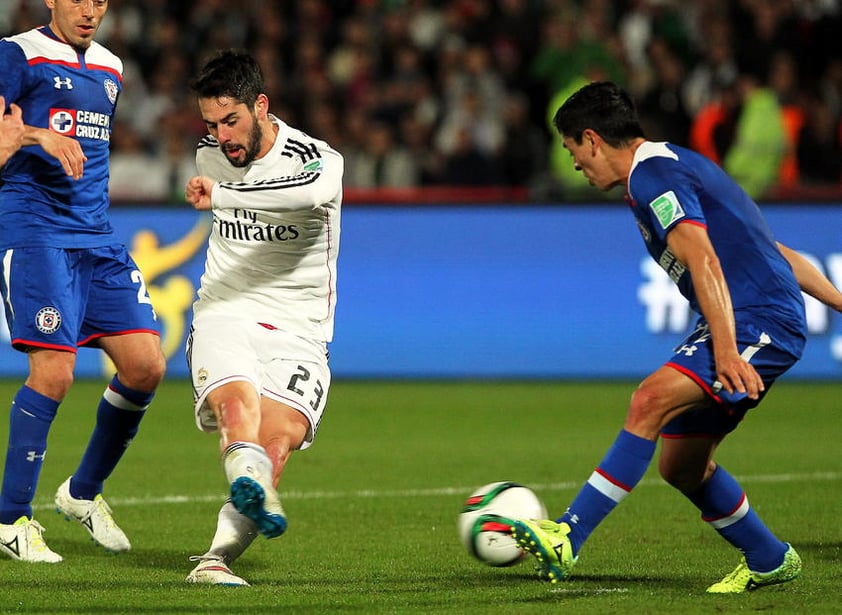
[23,126,86,179]
[185,176,215,211]
[777,242,842,312]
[666,222,764,399]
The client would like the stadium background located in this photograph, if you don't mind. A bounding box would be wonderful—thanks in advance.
[1,0,841,381]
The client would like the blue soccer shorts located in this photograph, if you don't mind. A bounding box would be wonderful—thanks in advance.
[0,245,160,352]
[661,318,802,438]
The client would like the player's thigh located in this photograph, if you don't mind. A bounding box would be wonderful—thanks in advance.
[187,316,261,431]
[99,331,166,389]
[258,397,310,449]
[262,356,331,450]
[627,365,707,436]
[1,246,86,352]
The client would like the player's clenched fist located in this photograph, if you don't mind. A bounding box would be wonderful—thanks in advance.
[185,176,216,210]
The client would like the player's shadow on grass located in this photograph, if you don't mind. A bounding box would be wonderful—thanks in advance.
[54,543,195,570]
[792,540,842,563]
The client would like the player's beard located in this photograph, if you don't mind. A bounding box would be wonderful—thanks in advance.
[225,119,263,168]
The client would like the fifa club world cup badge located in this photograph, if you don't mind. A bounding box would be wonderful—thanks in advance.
[104,79,119,105]
[35,306,62,334]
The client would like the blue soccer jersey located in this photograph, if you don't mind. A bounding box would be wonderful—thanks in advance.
[0,26,122,250]
[627,141,806,357]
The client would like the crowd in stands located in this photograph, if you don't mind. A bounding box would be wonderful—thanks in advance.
[3,0,842,202]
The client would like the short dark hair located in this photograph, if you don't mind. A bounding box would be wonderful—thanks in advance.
[189,49,264,107]
[552,81,646,147]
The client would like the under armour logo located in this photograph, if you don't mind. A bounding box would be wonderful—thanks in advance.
[54,76,73,90]
[676,344,698,357]
[26,451,46,462]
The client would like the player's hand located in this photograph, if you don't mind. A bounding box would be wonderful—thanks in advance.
[714,354,765,400]
[185,176,215,211]
[35,129,87,179]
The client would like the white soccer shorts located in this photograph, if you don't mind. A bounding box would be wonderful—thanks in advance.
[187,313,331,449]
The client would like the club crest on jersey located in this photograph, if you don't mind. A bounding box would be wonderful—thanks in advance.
[649,190,685,230]
[103,78,119,104]
[49,109,75,134]
[35,307,62,334]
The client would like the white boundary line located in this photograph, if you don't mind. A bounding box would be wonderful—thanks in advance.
[32,470,841,510]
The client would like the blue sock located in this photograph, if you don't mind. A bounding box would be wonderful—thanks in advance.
[0,387,59,524]
[70,376,152,500]
[558,429,656,556]
[687,465,787,572]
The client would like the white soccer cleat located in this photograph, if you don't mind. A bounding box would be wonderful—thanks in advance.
[0,516,63,563]
[186,555,250,586]
[54,477,131,552]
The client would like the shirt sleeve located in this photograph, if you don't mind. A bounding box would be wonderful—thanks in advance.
[630,156,706,241]
[211,148,344,212]
[0,40,26,102]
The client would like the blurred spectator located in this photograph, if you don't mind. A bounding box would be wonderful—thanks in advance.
[345,119,419,188]
[435,88,504,164]
[636,36,692,146]
[688,79,738,167]
[438,126,501,186]
[398,112,443,186]
[109,121,170,202]
[530,9,624,100]
[796,91,842,186]
[499,92,548,187]
[681,14,739,118]
[768,50,805,188]
[722,72,787,199]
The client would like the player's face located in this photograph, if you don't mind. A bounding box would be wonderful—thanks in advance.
[562,132,622,191]
[47,0,108,50]
[198,96,263,168]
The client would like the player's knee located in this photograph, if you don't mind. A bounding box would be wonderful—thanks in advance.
[121,351,166,392]
[626,385,671,435]
[28,371,74,401]
[658,464,705,494]
[27,356,75,400]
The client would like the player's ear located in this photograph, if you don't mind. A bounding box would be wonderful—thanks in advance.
[582,129,598,153]
[254,94,269,119]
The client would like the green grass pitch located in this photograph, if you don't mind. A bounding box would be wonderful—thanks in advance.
[0,378,839,614]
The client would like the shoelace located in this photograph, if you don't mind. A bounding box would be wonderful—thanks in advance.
[27,520,51,552]
[86,498,119,530]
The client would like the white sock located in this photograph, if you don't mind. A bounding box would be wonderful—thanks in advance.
[205,501,258,564]
[221,441,272,485]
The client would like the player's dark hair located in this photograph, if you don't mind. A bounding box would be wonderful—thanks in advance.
[552,81,646,147]
[189,49,264,107]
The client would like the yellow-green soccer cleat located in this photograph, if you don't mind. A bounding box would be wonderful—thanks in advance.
[511,519,577,583]
[707,544,802,593]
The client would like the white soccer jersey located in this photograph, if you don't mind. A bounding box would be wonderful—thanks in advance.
[193,115,343,342]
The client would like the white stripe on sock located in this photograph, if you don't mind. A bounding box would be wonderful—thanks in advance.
[103,386,148,411]
[587,469,631,504]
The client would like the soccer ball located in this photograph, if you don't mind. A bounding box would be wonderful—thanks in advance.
[458,481,548,567]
